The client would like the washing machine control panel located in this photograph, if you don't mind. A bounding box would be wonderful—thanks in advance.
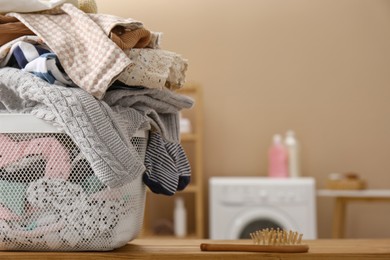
[218,184,308,206]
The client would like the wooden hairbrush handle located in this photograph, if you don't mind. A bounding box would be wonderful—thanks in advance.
[200,243,309,253]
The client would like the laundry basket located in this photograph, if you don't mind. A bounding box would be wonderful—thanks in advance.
[0,113,148,251]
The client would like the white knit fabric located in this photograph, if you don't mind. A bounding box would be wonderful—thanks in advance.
[0,67,145,188]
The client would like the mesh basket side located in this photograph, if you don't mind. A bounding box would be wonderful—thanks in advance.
[0,131,147,251]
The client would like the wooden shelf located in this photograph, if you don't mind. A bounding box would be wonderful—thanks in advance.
[177,184,198,193]
[142,84,204,239]
[175,84,198,93]
[181,133,197,142]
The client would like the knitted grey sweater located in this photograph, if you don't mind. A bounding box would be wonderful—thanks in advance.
[0,68,193,188]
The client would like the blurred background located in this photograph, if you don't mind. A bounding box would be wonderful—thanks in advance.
[96,0,390,239]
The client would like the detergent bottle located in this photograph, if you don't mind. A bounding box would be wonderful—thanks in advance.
[268,134,289,178]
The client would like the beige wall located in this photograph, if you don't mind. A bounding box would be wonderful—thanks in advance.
[96,0,390,238]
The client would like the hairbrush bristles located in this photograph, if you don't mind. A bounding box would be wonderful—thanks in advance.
[250,228,304,246]
[200,228,309,253]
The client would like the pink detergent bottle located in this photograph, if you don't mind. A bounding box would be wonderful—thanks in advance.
[268,134,289,178]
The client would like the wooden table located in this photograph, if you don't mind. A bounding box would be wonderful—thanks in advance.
[0,239,390,259]
[317,189,390,238]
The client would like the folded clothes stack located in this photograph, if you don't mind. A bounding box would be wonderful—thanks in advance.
[0,0,194,250]
[0,0,193,194]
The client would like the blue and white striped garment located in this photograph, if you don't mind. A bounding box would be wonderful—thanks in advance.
[143,132,191,196]
[24,53,74,86]
[6,41,74,87]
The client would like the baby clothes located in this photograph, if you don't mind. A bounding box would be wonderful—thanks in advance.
[8,4,161,99]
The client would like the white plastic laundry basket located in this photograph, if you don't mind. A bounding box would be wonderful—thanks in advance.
[0,113,147,251]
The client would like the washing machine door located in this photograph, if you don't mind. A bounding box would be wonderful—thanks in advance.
[229,207,298,239]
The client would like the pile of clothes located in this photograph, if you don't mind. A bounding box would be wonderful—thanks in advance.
[0,0,193,250]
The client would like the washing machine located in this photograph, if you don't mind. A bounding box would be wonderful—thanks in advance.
[209,177,317,239]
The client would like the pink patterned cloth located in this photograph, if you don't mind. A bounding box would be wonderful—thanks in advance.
[8,4,141,99]
[0,134,70,180]
[0,205,22,221]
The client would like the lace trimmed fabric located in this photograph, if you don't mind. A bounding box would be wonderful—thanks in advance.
[117,48,188,90]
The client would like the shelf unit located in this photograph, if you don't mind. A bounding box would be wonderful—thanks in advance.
[141,84,204,238]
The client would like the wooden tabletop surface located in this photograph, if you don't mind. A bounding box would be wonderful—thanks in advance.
[0,239,390,259]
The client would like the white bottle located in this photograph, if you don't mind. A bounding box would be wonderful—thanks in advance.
[179,112,192,134]
[173,197,187,237]
[284,130,301,178]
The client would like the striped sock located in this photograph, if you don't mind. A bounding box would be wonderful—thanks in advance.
[165,142,191,191]
[143,132,191,195]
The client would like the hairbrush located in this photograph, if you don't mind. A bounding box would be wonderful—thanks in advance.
[200,228,309,253]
